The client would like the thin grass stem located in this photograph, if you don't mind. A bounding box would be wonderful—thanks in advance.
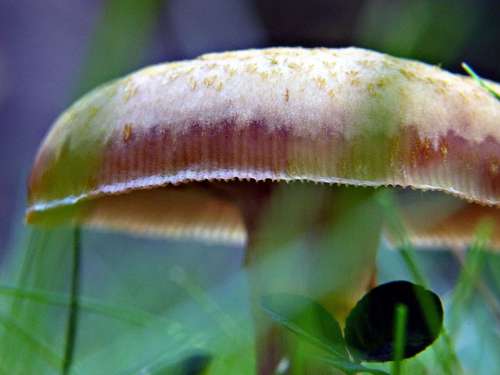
[462,63,500,100]
[398,246,428,288]
[377,191,463,375]
[392,304,408,375]
[169,266,241,341]
[9,229,48,318]
[62,227,82,375]
[449,221,499,332]
[0,285,153,326]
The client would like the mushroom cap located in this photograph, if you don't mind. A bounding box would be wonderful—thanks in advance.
[27,47,500,248]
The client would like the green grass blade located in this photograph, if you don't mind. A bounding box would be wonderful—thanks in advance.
[0,228,72,375]
[377,191,463,375]
[0,285,152,326]
[72,269,252,375]
[449,221,497,333]
[74,0,164,96]
[462,63,500,100]
[0,311,63,371]
[169,266,241,341]
[62,227,82,375]
[7,229,49,318]
[392,304,408,375]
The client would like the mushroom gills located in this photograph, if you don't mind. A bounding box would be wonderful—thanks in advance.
[27,183,500,251]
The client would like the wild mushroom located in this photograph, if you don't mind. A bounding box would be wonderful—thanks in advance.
[27,48,500,374]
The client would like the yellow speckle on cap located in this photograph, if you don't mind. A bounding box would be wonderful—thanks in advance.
[141,65,166,78]
[168,72,181,81]
[245,63,258,74]
[458,90,469,102]
[86,106,100,123]
[367,83,377,96]
[490,161,499,175]
[346,70,359,79]
[435,86,447,95]
[358,60,376,69]
[314,76,327,90]
[473,90,484,100]
[398,68,418,81]
[259,71,269,80]
[423,76,436,86]
[322,60,337,69]
[269,57,279,65]
[223,65,237,76]
[167,62,183,70]
[123,79,138,102]
[123,123,133,143]
[440,144,448,157]
[203,75,217,88]
[367,78,390,96]
[188,77,198,91]
[60,110,76,126]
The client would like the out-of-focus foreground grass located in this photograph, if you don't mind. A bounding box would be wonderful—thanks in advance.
[0,189,499,374]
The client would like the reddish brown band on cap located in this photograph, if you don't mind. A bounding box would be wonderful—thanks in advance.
[27,48,500,247]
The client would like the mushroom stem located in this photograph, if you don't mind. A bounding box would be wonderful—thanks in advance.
[228,183,383,374]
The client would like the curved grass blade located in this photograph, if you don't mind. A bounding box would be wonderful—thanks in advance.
[377,191,463,374]
[0,311,63,371]
[449,220,498,332]
[0,285,153,326]
[71,272,249,375]
[261,293,348,359]
[169,266,240,340]
[0,228,72,374]
[6,229,49,318]
[316,355,389,375]
[462,63,500,100]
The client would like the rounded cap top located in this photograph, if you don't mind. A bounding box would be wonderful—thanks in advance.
[27,47,500,247]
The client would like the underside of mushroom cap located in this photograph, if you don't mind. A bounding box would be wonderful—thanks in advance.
[392,191,500,249]
[27,47,500,248]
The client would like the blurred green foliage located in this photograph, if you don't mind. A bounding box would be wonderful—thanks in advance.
[356,0,479,64]
[75,0,164,96]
